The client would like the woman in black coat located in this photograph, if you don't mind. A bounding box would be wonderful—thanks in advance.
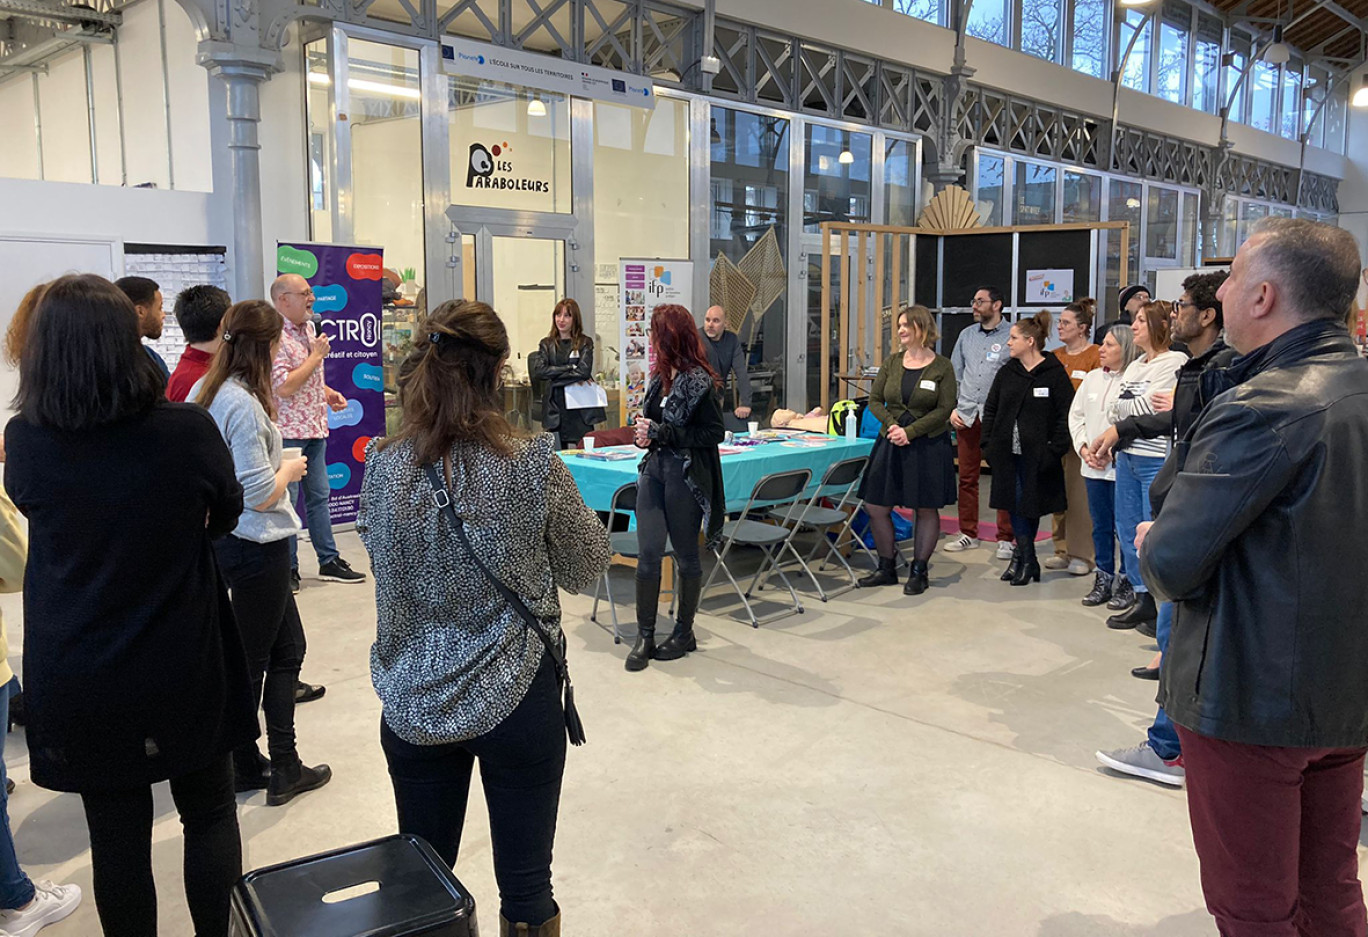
[981,310,1076,587]
[4,275,257,937]
[529,297,604,449]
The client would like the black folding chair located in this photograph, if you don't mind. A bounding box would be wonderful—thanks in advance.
[764,456,869,601]
[701,468,812,627]
[589,483,673,643]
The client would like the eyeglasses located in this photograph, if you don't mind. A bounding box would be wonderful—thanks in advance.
[971,298,992,306]
[1174,300,1198,310]
[282,290,315,299]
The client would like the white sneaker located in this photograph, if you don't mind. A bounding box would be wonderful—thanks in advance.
[994,541,1015,560]
[1095,743,1185,787]
[0,881,82,937]
[1362,792,1368,814]
[1043,554,1069,570]
[1067,558,1092,576]
[943,534,978,553]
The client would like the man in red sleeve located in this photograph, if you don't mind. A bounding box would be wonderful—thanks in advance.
[166,285,231,403]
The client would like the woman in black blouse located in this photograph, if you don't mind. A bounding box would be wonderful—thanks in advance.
[627,304,725,672]
[856,305,958,595]
[981,311,1077,587]
[5,275,257,937]
[529,298,604,449]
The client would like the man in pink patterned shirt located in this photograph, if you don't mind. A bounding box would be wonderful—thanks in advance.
[270,274,366,595]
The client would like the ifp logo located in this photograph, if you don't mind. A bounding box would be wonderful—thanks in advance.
[653,266,672,286]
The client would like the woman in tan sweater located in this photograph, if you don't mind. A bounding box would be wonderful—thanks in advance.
[1047,298,1102,576]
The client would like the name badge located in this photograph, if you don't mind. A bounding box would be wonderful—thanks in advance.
[1033,387,1050,398]
[986,352,1001,362]
[1071,369,1087,380]
[919,380,936,391]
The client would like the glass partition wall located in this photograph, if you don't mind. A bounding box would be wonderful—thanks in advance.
[305,28,921,419]
[971,147,1201,323]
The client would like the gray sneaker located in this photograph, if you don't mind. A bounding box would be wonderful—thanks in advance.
[1095,742,1185,787]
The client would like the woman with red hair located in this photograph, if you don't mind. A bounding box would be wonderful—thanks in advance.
[627,305,725,672]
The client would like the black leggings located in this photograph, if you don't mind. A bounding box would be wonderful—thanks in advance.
[380,656,566,925]
[79,757,240,937]
[865,504,939,564]
[212,536,305,766]
[636,452,704,580]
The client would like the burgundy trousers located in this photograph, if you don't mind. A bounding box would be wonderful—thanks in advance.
[1178,725,1368,937]
[955,418,1014,542]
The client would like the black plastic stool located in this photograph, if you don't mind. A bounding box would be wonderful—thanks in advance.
[230,834,477,937]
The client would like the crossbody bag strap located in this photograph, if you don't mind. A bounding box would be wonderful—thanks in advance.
[421,463,568,678]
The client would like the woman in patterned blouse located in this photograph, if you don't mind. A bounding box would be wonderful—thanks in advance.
[358,299,609,937]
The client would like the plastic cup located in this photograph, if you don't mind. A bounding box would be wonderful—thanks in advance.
[747,421,759,435]
[582,437,596,452]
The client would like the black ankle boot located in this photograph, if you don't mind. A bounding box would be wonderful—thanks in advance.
[233,745,270,793]
[656,576,701,661]
[857,556,899,588]
[1107,591,1157,630]
[1011,541,1041,586]
[1000,548,1023,582]
[904,560,929,595]
[265,756,332,806]
[626,577,659,672]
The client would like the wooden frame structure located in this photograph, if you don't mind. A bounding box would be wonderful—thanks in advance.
[817,221,1132,410]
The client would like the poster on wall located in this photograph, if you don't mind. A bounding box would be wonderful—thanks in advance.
[619,259,693,423]
[1024,269,1074,304]
[440,36,656,111]
[276,241,386,527]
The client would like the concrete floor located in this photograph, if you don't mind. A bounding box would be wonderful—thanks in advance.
[6,509,1365,935]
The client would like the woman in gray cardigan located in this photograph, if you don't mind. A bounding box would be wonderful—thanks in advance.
[192,300,332,806]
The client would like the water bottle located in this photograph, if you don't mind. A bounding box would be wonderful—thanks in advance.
[845,410,857,439]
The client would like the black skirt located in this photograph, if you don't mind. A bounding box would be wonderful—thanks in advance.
[858,430,957,509]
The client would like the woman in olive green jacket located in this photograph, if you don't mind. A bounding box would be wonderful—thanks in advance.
[856,305,958,595]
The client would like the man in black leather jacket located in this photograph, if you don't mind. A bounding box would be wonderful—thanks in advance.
[1137,218,1368,936]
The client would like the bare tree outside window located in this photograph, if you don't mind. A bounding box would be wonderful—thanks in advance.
[1020,0,1061,61]
[895,0,942,24]
[1071,0,1107,77]
[966,0,1008,45]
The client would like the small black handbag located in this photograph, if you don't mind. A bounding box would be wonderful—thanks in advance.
[422,463,586,746]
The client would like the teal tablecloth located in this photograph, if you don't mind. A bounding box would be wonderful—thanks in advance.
[560,434,875,513]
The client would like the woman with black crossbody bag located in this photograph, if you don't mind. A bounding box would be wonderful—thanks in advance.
[357,300,609,937]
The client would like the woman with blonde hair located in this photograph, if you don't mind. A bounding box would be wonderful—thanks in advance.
[1099,301,1187,631]
[1069,323,1143,607]
[193,300,332,806]
[855,305,958,595]
[981,311,1077,586]
[359,299,608,937]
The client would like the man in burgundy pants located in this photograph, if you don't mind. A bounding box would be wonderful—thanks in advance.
[1138,217,1368,937]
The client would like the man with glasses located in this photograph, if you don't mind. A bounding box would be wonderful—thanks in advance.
[1093,269,1234,787]
[947,286,1015,558]
[269,274,366,597]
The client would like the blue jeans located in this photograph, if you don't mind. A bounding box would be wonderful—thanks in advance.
[1114,451,1163,594]
[1147,601,1181,760]
[1083,478,1117,576]
[284,436,339,571]
[0,677,35,911]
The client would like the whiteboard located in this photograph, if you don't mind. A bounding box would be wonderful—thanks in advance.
[0,234,122,420]
[1153,266,1227,306]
